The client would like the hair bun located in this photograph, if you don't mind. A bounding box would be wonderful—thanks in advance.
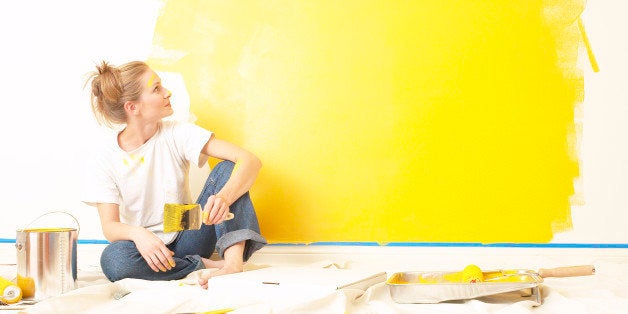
[91,76,102,97]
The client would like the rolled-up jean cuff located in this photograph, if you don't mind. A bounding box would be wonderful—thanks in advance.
[216,229,267,261]
[186,254,205,272]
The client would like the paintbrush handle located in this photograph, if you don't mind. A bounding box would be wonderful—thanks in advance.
[537,265,595,278]
[203,211,234,221]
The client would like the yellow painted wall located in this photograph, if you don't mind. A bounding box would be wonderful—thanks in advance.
[148,0,584,243]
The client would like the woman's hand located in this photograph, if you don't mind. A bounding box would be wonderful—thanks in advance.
[97,203,176,272]
[201,138,261,217]
[202,194,231,225]
[132,227,176,272]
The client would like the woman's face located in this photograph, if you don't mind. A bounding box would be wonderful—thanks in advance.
[137,70,173,122]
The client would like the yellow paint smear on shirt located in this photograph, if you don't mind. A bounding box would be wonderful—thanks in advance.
[148,0,584,243]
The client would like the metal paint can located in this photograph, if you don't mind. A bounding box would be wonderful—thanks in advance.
[15,211,79,300]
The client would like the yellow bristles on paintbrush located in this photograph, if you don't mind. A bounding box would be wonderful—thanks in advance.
[163,203,234,232]
[164,161,241,233]
[163,204,203,233]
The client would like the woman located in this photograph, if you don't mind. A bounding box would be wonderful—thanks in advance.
[82,61,266,289]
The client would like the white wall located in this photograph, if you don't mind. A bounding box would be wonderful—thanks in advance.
[0,0,162,240]
[0,0,626,244]
[553,1,628,244]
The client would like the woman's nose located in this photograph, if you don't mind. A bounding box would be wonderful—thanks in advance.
[164,89,172,99]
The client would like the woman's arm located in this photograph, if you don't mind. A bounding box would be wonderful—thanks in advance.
[97,203,175,272]
[97,203,140,242]
[200,136,262,224]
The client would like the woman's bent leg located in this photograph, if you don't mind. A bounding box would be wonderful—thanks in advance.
[100,240,204,282]
[196,161,267,259]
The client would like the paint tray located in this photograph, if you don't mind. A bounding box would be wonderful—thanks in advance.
[386,269,543,305]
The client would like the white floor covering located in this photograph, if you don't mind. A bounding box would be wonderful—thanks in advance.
[1,243,628,313]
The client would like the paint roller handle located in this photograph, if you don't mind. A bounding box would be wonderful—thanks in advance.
[537,265,595,278]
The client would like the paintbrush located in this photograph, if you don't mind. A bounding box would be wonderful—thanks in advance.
[163,203,234,233]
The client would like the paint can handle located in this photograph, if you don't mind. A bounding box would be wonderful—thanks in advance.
[21,211,81,235]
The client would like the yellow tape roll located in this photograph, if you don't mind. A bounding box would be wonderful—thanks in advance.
[0,276,22,304]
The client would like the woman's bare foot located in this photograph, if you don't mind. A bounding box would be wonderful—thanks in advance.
[198,241,246,289]
[198,263,243,289]
[201,257,225,269]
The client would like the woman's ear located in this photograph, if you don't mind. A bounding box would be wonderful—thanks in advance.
[124,100,139,115]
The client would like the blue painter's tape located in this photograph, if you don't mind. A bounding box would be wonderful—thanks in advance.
[310,242,381,246]
[269,242,628,249]
[383,242,628,249]
[77,239,110,245]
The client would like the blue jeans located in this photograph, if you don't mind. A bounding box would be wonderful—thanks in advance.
[100,161,267,281]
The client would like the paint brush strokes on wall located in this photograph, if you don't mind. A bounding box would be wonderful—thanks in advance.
[148,0,585,243]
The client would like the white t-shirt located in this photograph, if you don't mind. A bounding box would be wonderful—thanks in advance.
[82,120,212,244]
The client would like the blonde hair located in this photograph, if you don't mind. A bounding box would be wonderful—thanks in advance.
[87,61,150,127]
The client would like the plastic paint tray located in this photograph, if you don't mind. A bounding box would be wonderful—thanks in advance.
[386,269,543,304]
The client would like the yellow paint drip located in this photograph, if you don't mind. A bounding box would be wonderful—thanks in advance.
[577,17,599,72]
[149,0,582,243]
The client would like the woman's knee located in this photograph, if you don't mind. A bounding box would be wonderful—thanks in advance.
[100,241,138,281]
[205,161,235,191]
[213,160,235,176]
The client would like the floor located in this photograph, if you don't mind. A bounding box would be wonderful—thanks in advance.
[1,243,628,313]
